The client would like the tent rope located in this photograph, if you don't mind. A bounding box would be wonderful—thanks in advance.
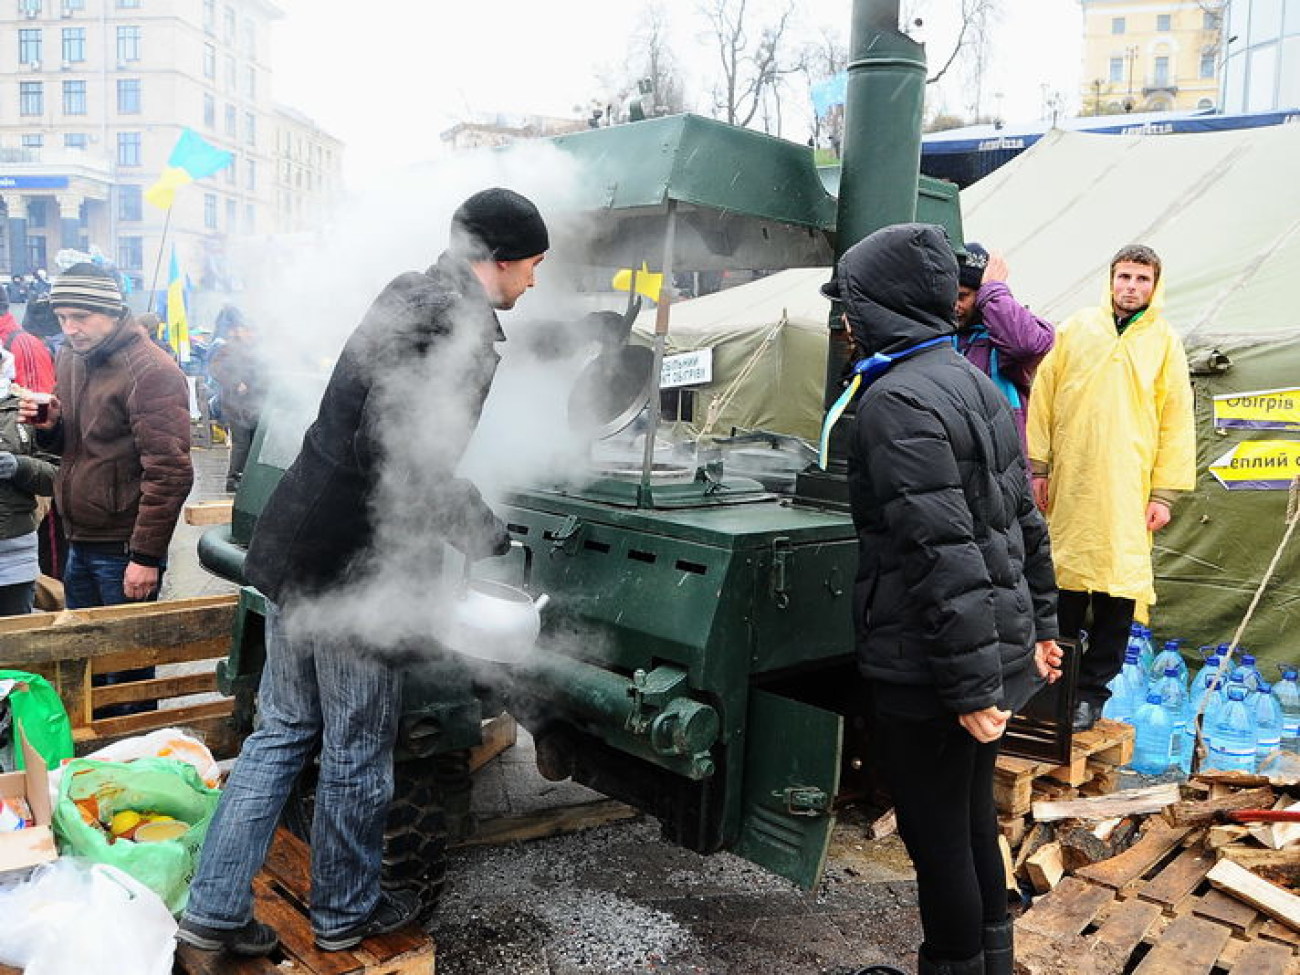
[1190,475,1300,773]
[699,315,785,438]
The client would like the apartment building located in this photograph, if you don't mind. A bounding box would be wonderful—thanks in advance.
[1221,0,1300,113]
[0,0,341,300]
[1079,1,1227,115]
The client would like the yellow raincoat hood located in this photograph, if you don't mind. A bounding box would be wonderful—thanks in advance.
[1026,266,1196,604]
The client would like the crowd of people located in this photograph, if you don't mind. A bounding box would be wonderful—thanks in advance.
[0,194,1196,975]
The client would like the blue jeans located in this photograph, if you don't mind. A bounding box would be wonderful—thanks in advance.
[65,544,163,717]
[184,601,403,937]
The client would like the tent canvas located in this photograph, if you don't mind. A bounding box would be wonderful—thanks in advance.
[630,268,831,441]
[960,125,1300,671]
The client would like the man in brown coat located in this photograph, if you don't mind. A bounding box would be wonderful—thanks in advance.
[20,263,193,711]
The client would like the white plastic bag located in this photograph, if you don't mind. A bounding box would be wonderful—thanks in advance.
[48,726,222,793]
[0,858,177,975]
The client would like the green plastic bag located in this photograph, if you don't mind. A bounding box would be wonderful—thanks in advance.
[51,756,221,915]
[0,669,74,771]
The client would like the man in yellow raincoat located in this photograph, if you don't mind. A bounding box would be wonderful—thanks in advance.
[1027,244,1196,732]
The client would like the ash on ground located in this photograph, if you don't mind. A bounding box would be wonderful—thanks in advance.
[431,808,923,975]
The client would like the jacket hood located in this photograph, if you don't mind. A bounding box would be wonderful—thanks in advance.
[831,223,959,358]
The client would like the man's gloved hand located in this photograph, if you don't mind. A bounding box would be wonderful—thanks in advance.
[0,451,17,480]
[487,524,513,557]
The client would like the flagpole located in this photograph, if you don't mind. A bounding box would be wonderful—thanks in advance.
[147,205,174,313]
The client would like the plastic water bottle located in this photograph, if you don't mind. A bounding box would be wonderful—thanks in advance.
[1149,640,1189,688]
[1184,651,1226,770]
[1128,623,1155,675]
[1232,651,1264,692]
[1207,684,1258,773]
[1253,681,1284,768]
[1152,665,1189,773]
[1103,648,1146,723]
[1131,692,1174,775]
[1274,664,1300,752]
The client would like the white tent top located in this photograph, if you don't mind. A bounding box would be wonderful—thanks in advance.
[960,125,1300,352]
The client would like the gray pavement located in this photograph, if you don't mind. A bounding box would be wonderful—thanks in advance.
[169,441,925,975]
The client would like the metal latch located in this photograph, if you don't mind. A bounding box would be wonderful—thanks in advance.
[770,536,792,609]
[549,515,583,556]
[773,786,829,817]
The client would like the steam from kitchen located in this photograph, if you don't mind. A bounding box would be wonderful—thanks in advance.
[230,141,650,659]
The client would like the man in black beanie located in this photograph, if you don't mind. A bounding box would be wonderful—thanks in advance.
[181,188,549,957]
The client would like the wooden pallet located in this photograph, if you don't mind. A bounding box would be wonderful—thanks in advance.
[995,718,1135,818]
[174,828,435,974]
[0,595,242,760]
[1016,827,1300,975]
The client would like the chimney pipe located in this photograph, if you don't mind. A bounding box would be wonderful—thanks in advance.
[796,0,928,507]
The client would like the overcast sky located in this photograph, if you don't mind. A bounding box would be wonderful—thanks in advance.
[269,0,1082,188]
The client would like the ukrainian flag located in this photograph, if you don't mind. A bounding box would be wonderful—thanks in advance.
[145,129,235,210]
[164,248,190,363]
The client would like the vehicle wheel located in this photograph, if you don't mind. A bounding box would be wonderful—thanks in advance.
[282,748,473,921]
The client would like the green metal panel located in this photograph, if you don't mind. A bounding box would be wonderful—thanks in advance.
[733,688,842,889]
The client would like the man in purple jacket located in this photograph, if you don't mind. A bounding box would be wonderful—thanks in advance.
[954,243,1055,451]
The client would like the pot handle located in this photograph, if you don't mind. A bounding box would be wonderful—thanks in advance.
[464,539,534,590]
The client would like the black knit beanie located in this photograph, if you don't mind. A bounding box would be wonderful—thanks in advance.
[49,262,125,315]
[957,242,989,290]
[451,188,549,262]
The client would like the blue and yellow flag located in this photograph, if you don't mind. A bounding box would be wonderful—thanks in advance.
[164,248,190,363]
[145,129,234,210]
[612,262,664,304]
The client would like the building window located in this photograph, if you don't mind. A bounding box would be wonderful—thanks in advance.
[224,160,235,184]
[243,64,255,98]
[224,54,235,92]
[64,132,88,149]
[241,18,255,58]
[244,203,254,234]
[19,29,42,66]
[1154,55,1170,87]
[117,78,141,113]
[244,111,255,146]
[246,158,256,190]
[116,0,141,8]
[20,82,44,116]
[203,93,216,128]
[224,104,236,136]
[225,198,236,227]
[62,79,86,114]
[18,0,41,15]
[117,131,141,166]
[27,200,46,227]
[61,27,86,63]
[117,236,143,271]
[203,0,215,33]
[204,193,217,229]
[21,134,43,149]
[117,25,141,62]
[1204,11,1222,30]
[1111,17,1126,34]
[63,0,85,9]
[118,184,142,221]
[223,5,235,43]
[1157,14,1172,32]
[203,42,216,79]
[1200,50,1216,78]
[1109,56,1124,83]
[1197,97,1216,110]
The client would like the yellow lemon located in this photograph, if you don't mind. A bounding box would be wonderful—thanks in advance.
[109,810,143,836]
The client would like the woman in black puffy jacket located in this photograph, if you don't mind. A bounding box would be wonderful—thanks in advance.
[824,223,1061,975]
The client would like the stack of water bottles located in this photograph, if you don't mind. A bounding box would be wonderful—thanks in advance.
[1101,623,1300,777]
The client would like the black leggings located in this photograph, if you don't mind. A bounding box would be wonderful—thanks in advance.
[874,707,1004,962]
[1057,589,1136,707]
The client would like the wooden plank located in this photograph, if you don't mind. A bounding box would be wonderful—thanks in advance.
[458,798,638,847]
[1139,845,1217,911]
[1089,897,1164,965]
[185,499,234,525]
[0,595,236,666]
[1208,859,1300,932]
[252,875,360,975]
[1192,887,1263,935]
[1131,913,1233,974]
[1016,875,1116,938]
[1259,918,1300,947]
[1218,846,1300,871]
[1227,938,1295,975]
[92,638,231,673]
[1077,824,1193,890]
[1034,782,1180,823]
[91,668,218,708]
[993,762,1034,816]
[467,712,517,774]
[74,698,234,742]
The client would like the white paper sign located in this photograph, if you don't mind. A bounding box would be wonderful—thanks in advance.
[661,349,713,389]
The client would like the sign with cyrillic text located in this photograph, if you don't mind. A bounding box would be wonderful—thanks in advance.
[1213,388,1300,432]
[661,349,713,389]
[1209,440,1300,490]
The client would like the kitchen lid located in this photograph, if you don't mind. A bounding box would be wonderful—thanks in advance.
[566,345,656,440]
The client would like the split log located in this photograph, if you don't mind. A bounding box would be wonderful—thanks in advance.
[1025,841,1064,894]
[1166,785,1276,827]
[1032,782,1179,823]
[1206,858,1300,932]
[1060,826,1118,871]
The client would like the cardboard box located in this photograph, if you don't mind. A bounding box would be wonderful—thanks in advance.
[0,727,58,874]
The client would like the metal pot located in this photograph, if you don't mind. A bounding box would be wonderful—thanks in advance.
[443,545,550,664]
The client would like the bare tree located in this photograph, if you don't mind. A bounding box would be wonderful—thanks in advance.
[800,27,847,154]
[699,0,804,133]
[633,2,688,117]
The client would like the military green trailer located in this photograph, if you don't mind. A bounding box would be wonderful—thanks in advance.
[200,0,962,912]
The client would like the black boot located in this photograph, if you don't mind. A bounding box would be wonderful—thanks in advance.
[982,920,1013,975]
[918,946,984,975]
